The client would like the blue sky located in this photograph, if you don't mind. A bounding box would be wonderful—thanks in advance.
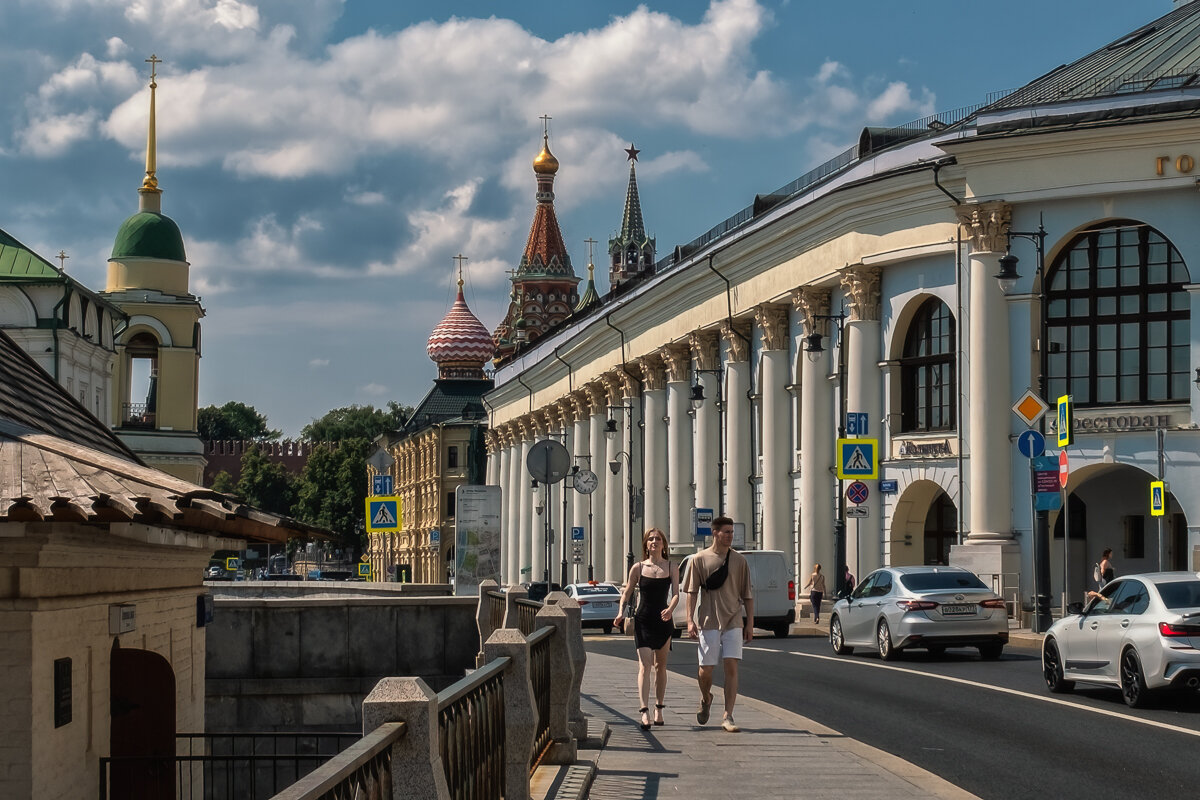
[0,0,1163,436]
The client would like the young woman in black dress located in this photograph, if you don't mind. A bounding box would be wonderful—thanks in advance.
[614,528,680,729]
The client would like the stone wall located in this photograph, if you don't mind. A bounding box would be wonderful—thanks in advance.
[206,595,478,732]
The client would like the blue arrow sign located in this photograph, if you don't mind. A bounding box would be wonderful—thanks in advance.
[1017,430,1045,459]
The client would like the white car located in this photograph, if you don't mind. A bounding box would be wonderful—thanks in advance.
[1042,572,1200,707]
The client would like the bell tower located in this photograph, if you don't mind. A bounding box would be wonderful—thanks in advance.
[100,55,206,482]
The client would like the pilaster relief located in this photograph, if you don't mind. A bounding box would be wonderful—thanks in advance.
[840,266,882,322]
[955,201,1012,254]
[792,287,831,336]
[660,343,692,383]
[754,303,789,351]
[689,329,719,372]
[719,320,751,362]
[636,352,667,392]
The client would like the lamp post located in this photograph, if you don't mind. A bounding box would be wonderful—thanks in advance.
[995,222,1054,634]
[690,367,725,516]
[548,431,576,588]
[802,308,849,595]
[605,404,637,571]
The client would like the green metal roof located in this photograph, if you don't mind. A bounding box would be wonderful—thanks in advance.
[111,211,187,262]
[0,228,61,279]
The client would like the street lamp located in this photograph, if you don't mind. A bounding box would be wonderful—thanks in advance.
[690,367,725,515]
[995,223,1054,633]
[803,308,849,594]
[606,403,637,571]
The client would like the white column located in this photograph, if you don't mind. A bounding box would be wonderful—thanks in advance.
[623,383,642,574]
[663,342,694,549]
[587,390,609,582]
[506,440,521,584]
[486,433,499,485]
[517,434,533,584]
[691,331,720,514]
[530,415,548,584]
[757,304,791,561]
[641,379,668,536]
[723,322,753,529]
[843,267,883,575]
[796,289,835,581]
[604,404,624,583]
[498,438,512,583]
[572,404,591,583]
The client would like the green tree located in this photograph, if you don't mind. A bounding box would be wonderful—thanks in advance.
[236,446,296,516]
[210,470,236,494]
[300,401,411,442]
[199,401,280,441]
[291,437,372,553]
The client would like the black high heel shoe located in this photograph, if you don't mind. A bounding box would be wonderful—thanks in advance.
[653,703,665,726]
[639,707,651,730]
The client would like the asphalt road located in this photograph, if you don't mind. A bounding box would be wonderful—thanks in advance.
[584,630,1200,800]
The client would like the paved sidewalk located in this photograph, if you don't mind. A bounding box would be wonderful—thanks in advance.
[580,647,979,800]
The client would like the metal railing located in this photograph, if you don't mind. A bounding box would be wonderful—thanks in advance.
[982,572,1024,628]
[514,599,540,635]
[437,656,510,800]
[268,723,405,800]
[527,626,553,772]
[487,590,506,631]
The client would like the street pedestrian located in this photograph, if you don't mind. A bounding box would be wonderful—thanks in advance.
[614,528,679,729]
[682,516,753,733]
[802,563,827,624]
[1098,548,1115,588]
[841,564,856,598]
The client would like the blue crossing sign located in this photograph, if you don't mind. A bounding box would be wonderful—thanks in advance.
[1150,481,1166,517]
[1056,395,1074,448]
[365,496,402,533]
[836,438,878,479]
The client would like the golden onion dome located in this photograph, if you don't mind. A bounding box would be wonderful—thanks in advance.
[532,134,559,175]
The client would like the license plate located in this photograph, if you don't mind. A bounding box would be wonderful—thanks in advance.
[592,602,613,609]
[941,603,976,616]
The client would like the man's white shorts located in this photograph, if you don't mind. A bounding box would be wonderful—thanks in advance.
[697,628,743,666]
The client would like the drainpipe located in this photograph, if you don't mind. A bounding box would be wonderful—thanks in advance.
[552,345,573,394]
[605,312,642,571]
[516,374,534,414]
[51,280,71,382]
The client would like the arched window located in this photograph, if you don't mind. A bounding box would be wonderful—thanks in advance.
[900,298,956,432]
[1046,222,1190,405]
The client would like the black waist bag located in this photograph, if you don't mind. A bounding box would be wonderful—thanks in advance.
[703,551,731,591]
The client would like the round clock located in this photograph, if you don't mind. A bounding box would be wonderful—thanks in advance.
[573,469,599,495]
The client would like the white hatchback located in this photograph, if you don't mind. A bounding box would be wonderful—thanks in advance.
[1042,572,1200,707]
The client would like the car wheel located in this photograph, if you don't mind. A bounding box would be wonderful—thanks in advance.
[773,623,790,639]
[830,616,853,655]
[602,624,613,635]
[1120,648,1150,708]
[876,620,897,661]
[1042,638,1074,694]
[926,645,946,658]
[978,643,1004,661]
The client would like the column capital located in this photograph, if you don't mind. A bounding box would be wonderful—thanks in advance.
[840,265,882,322]
[754,303,789,351]
[617,364,641,399]
[720,319,752,362]
[554,397,576,427]
[600,372,624,406]
[660,342,692,383]
[956,200,1012,254]
[567,390,590,420]
[689,329,719,372]
[543,404,563,431]
[792,287,831,335]
[636,352,667,392]
[484,429,498,453]
[584,381,608,415]
[516,416,535,441]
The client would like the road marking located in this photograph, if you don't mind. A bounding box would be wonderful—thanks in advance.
[744,645,1200,739]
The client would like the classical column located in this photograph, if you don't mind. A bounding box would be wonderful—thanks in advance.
[841,266,883,575]
[662,343,694,549]
[516,421,533,584]
[497,428,513,583]
[620,366,643,573]
[485,430,500,485]
[722,320,753,530]
[957,202,1015,542]
[756,303,791,562]
[602,374,626,583]
[690,330,720,515]
[570,393,591,583]
[637,353,669,538]
[586,383,609,582]
[794,289,835,581]
[530,411,550,584]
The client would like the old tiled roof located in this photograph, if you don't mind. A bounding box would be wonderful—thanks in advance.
[519,203,576,278]
[399,378,492,437]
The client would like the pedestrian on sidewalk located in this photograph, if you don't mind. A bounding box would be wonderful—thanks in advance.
[614,528,680,729]
[1097,548,1115,589]
[802,563,826,624]
[683,516,753,733]
[840,565,856,598]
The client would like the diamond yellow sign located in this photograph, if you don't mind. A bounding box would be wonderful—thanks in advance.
[1012,389,1049,427]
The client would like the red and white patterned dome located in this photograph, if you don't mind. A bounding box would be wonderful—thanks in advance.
[427,286,494,366]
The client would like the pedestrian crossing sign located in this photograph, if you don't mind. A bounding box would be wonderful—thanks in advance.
[358,562,372,578]
[1150,481,1166,517]
[837,438,878,479]
[365,496,402,533]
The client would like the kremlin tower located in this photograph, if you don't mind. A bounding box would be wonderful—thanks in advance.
[607,143,655,294]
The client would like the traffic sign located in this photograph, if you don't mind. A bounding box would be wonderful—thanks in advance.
[846,412,868,436]
[368,449,392,472]
[879,479,898,494]
[1056,395,1074,448]
[358,562,372,579]
[1058,450,1069,488]
[846,507,869,518]
[1012,389,1049,427]
[1150,480,1166,517]
[372,474,393,496]
[694,507,714,539]
[571,526,585,541]
[365,496,402,533]
[1032,455,1063,511]
[430,528,440,544]
[527,439,571,484]
[846,481,869,505]
[836,438,878,479]
[1016,430,1045,459]
[361,552,370,563]
[225,557,240,571]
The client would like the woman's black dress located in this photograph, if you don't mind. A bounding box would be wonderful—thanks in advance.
[634,574,673,650]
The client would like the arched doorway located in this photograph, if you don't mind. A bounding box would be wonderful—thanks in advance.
[109,641,176,800]
[889,479,958,567]
[924,493,956,565]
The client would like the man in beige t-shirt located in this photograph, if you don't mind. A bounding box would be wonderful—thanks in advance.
[683,516,753,732]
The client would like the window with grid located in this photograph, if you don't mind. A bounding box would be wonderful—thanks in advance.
[900,298,956,432]
[1045,222,1190,406]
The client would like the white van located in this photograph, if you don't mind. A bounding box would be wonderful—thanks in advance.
[672,549,796,638]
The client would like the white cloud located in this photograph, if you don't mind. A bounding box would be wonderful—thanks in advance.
[360,382,388,397]
[866,81,935,121]
[105,37,129,58]
[309,358,329,368]
[18,110,98,156]
[345,189,386,206]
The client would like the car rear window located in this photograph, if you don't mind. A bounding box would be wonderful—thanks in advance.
[577,586,619,596]
[1156,580,1200,610]
[899,572,988,591]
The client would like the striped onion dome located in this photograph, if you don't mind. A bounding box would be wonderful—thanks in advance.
[427,285,494,366]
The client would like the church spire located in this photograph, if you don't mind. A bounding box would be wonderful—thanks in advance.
[575,237,600,314]
[608,143,655,292]
[139,54,163,213]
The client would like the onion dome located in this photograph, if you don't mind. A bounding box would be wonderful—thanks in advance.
[112,211,187,261]
[533,133,559,175]
[427,282,494,379]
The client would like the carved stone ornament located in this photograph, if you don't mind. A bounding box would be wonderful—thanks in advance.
[601,373,624,405]
[617,363,641,398]
[689,329,719,372]
[636,352,667,392]
[754,303,789,351]
[584,381,608,415]
[955,201,1012,254]
[516,416,534,441]
[484,429,498,452]
[840,266,882,322]
[720,320,751,362]
[532,410,551,436]
[791,287,831,336]
[555,397,576,427]
[660,343,692,383]
[568,390,591,421]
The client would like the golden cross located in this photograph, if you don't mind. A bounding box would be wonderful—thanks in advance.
[56,250,68,270]
[540,114,552,137]
[584,238,596,263]
[452,253,468,287]
[146,54,161,84]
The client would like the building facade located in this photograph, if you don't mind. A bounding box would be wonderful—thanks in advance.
[485,3,1200,613]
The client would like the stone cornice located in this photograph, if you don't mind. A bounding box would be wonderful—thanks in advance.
[840,265,882,322]
[792,287,831,336]
[689,329,719,372]
[720,320,751,362]
[636,352,667,392]
[660,342,692,383]
[955,200,1011,254]
[754,303,789,351]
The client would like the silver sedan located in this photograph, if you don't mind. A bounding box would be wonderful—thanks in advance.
[829,566,1009,660]
[1042,572,1200,708]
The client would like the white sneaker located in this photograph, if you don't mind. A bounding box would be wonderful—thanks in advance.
[721,715,740,733]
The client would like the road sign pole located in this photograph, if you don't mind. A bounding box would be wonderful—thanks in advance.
[1029,456,1051,634]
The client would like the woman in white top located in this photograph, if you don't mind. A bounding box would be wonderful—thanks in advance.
[802,563,827,625]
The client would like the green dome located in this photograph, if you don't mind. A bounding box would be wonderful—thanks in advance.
[111,211,187,262]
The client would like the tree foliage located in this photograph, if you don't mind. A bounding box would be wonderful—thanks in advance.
[300,401,411,442]
[210,470,236,494]
[199,401,280,441]
[291,437,373,553]
[236,445,296,516]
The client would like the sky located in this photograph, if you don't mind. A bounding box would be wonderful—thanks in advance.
[0,0,1167,437]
